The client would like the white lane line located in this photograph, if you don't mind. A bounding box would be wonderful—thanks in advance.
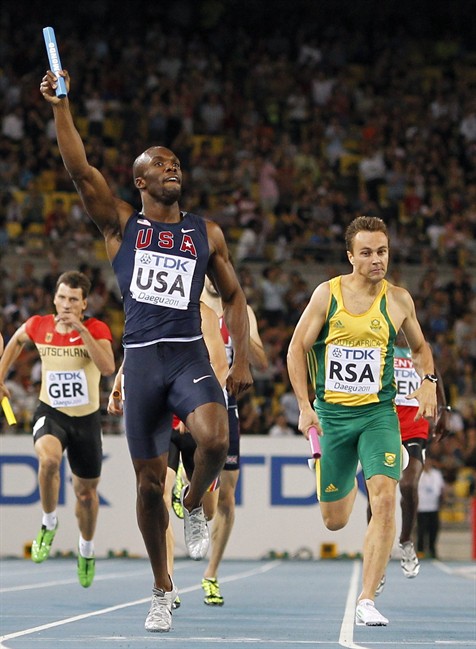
[433,561,476,580]
[89,638,363,644]
[0,560,281,646]
[0,560,193,593]
[0,569,152,593]
[338,560,369,649]
[435,642,476,645]
[81,639,476,646]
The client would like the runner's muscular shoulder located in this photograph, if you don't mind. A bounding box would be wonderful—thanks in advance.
[386,284,415,330]
[11,323,30,347]
[293,281,330,349]
[100,199,137,261]
[75,167,133,235]
[205,219,227,256]
[204,219,238,297]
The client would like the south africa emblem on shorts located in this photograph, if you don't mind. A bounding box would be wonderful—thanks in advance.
[384,452,396,467]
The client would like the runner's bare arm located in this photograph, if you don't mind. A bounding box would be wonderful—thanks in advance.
[287,282,329,436]
[200,302,229,388]
[247,305,268,371]
[40,70,132,244]
[107,361,124,416]
[0,325,30,399]
[205,220,252,396]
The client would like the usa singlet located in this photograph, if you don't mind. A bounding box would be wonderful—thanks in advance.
[394,345,429,440]
[112,211,210,347]
[25,314,113,416]
[307,276,397,407]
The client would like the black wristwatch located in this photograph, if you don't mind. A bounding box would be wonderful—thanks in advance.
[422,374,438,384]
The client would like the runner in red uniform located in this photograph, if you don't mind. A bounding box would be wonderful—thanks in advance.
[0,271,114,587]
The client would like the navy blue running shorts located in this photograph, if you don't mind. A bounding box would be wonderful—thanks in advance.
[123,339,226,459]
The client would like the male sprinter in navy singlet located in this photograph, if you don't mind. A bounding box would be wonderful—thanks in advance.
[41,69,252,634]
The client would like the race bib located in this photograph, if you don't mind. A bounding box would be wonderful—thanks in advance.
[46,369,89,408]
[394,357,420,406]
[130,250,196,310]
[325,344,381,394]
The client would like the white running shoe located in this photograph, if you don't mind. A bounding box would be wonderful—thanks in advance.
[181,486,209,560]
[145,580,178,632]
[399,541,420,578]
[375,573,386,597]
[355,599,389,626]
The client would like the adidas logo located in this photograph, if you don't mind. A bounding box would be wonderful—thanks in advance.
[332,319,344,329]
[325,483,338,493]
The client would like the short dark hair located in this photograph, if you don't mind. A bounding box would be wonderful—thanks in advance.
[55,271,91,299]
[345,216,388,252]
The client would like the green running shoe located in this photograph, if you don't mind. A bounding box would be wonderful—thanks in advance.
[172,464,185,519]
[172,595,181,610]
[77,554,95,588]
[202,578,224,606]
[31,522,58,563]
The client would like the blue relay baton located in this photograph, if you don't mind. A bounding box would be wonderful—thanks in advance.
[43,27,67,98]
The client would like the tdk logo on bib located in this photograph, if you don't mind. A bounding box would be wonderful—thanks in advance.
[332,348,377,360]
[46,370,89,408]
[131,249,196,310]
[326,345,381,394]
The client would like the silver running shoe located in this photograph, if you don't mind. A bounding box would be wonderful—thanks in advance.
[399,541,420,578]
[145,580,178,632]
[355,599,389,626]
[375,573,386,597]
[181,486,209,560]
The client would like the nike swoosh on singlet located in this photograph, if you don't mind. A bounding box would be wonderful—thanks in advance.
[193,375,212,383]
[69,336,81,342]
[181,228,195,233]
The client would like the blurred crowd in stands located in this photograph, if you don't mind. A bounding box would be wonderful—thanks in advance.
[0,2,475,514]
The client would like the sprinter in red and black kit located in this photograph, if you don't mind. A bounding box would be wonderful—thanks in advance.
[41,68,252,633]
[0,271,115,588]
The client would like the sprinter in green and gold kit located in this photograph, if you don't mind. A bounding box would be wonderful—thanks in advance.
[287,216,437,627]
[307,274,400,502]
